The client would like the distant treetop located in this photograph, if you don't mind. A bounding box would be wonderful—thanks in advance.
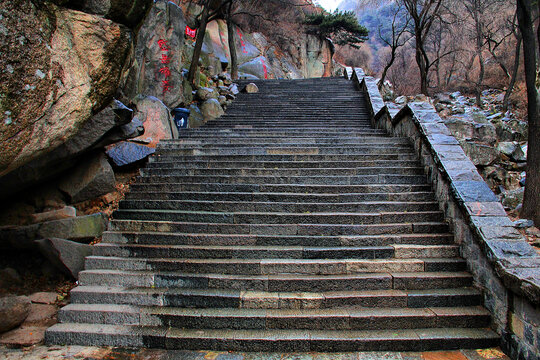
[304,10,369,48]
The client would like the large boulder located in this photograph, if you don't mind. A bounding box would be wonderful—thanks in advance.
[188,104,205,128]
[460,141,498,166]
[0,100,134,198]
[35,238,93,279]
[201,99,225,121]
[59,153,116,203]
[62,0,153,28]
[0,2,131,179]
[0,296,31,333]
[122,0,187,108]
[131,96,176,147]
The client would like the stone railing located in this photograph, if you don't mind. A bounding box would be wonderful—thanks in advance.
[348,68,540,360]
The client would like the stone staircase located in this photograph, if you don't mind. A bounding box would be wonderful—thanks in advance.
[46,78,500,351]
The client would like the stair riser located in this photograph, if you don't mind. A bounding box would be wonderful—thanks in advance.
[102,232,454,247]
[112,211,445,225]
[133,175,429,186]
[118,201,440,213]
[93,246,397,260]
[59,309,490,331]
[140,168,426,177]
[85,258,465,275]
[150,154,419,162]
[69,288,483,309]
[78,272,472,292]
[129,184,432,194]
[160,139,409,146]
[45,326,499,352]
[108,221,450,236]
[145,161,420,169]
[125,192,436,203]
[155,148,413,156]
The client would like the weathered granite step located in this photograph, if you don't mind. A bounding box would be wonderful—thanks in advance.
[144,160,422,169]
[124,191,436,203]
[149,154,419,163]
[108,220,450,236]
[112,209,445,225]
[176,130,386,136]
[85,256,466,274]
[78,269,473,291]
[154,146,414,156]
[68,286,484,309]
[118,200,440,213]
[93,243,459,260]
[140,167,426,177]
[133,175,429,186]
[59,304,490,330]
[45,323,499,351]
[128,183,432,194]
[102,232,454,247]
[158,138,412,146]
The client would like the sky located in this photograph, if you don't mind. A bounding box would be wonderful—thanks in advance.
[314,0,341,12]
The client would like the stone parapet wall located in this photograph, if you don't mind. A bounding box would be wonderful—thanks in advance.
[350,68,540,360]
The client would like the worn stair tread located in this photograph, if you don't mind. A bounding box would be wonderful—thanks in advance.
[60,303,491,330]
[46,323,499,351]
[69,286,484,309]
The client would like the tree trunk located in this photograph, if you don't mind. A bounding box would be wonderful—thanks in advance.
[416,37,429,95]
[187,0,211,85]
[517,0,540,225]
[226,2,238,80]
[503,33,522,111]
[474,4,484,109]
[379,49,397,90]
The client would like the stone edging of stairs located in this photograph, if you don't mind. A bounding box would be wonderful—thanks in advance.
[347,67,540,360]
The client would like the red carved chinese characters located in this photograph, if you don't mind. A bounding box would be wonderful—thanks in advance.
[158,39,170,51]
[157,39,172,94]
[237,28,248,54]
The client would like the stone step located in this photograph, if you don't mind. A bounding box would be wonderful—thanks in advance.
[133,175,429,186]
[154,146,414,156]
[176,130,386,136]
[112,209,445,225]
[85,256,465,274]
[144,160,422,169]
[59,304,491,330]
[102,232,454,247]
[158,138,411,146]
[78,269,473,291]
[149,154,419,162]
[108,220,450,236]
[128,183,432,194]
[140,167,425,177]
[68,286,484,309]
[45,323,499,351]
[118,200,440,213]
[93,243,459,260]
[124,191,436,203]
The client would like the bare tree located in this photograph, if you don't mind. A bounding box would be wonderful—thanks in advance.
[400,0,445,95]
[378,2,411,89]
[516,0,540,225]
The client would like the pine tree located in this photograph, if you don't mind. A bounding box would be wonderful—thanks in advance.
[304,10,369,49]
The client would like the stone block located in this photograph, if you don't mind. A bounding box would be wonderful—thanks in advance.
[35,238,94,279]
[30,206,77,224]
[59,153,116,203]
